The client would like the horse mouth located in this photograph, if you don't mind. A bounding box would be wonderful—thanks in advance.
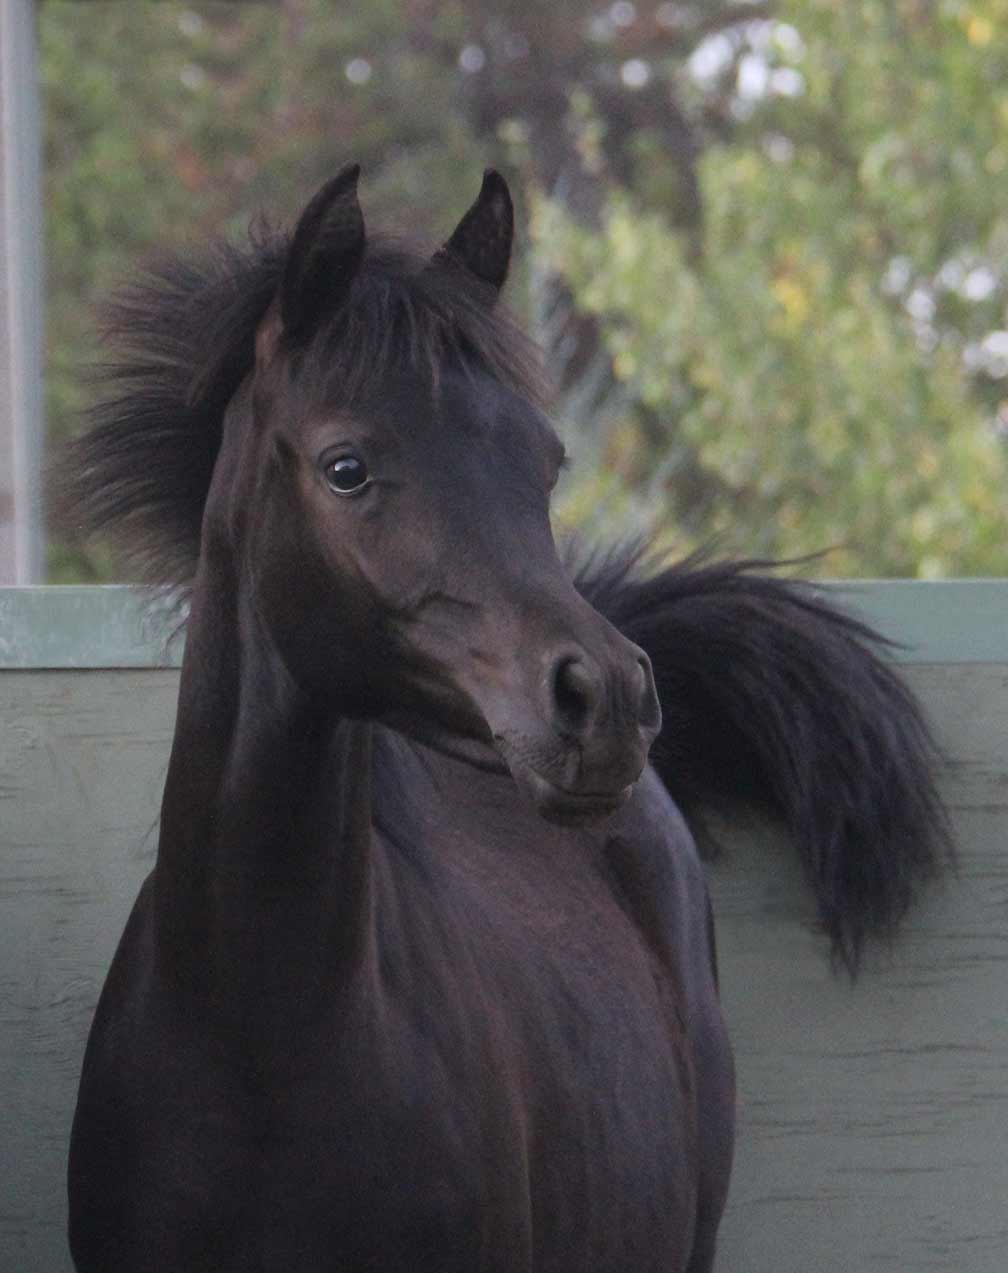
[513,765,635,826]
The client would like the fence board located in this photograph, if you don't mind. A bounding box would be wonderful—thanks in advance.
[708,664,1008,1273]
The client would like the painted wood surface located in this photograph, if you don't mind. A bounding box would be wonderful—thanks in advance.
[4,580,1008,668]
[708,663,1008,1273]
[1,596,1006,1271]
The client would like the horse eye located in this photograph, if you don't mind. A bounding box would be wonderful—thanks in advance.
[323,454,370,495]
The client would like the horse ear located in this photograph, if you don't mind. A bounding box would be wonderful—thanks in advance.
[279,163,365,340]
[437,169,513,294]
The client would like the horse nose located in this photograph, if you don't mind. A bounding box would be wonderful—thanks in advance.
[634,648,662,736]
[551,654,605,740]
[548,646,661,744]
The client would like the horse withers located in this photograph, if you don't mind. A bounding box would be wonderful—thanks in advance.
[66,166,947,1272]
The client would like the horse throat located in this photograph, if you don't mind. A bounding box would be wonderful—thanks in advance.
[153,557,376,1026]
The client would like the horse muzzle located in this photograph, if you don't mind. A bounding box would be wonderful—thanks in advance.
[491,638,662,826]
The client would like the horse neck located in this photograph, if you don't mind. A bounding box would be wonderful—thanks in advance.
[153,548,376,1028]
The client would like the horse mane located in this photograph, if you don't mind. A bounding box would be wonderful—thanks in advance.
[63,224,548,586]
[573,541,951,970]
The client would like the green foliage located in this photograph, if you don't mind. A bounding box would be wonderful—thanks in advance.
[543,1,1008,575]
[42,1,1008,578]
[42,1,491,580]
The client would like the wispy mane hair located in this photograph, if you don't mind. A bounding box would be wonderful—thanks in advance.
[62,224,548,585]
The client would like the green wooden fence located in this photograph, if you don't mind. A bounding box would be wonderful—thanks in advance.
[2,584,1006,1272]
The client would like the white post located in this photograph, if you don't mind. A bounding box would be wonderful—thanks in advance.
[0,0,43,582]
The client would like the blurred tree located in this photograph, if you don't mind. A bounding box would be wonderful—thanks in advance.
[42,0,1007,578]
[537,1,1008,574]
[43,0,487,578]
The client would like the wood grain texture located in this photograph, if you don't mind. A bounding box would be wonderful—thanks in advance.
[708,665,1008,1273]
[1,663,1005,1272]
[1,670,176,1273]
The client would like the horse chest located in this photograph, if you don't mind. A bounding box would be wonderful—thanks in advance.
[366,821,704,1268]
[72,980,502,1272]
[85,899,693,1273]
[72,787,704,1273]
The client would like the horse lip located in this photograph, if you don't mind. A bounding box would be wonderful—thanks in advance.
[514,765,634,826]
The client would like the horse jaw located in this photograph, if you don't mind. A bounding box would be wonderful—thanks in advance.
[378,712,639,827]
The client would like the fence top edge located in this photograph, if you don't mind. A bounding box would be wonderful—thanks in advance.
[0,581,1006,669]
[0,585,185,669]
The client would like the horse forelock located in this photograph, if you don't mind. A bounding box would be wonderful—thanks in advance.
[288,239,549,415]
[62,225,549,590]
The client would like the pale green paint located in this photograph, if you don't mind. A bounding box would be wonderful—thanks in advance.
[1,581,1006,669]
[0,585,184,668]
[823,578,1008,665]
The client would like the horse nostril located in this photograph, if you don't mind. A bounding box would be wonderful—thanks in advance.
[552,656,601,738]
[636,653,662,733]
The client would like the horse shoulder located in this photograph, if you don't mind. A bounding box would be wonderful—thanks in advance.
[601,767,715,987]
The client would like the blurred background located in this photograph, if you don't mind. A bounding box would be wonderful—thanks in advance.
[32,0,1008,579]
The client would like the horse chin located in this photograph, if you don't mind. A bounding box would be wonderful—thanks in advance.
[384,707,635,825]
[508,762,635,827]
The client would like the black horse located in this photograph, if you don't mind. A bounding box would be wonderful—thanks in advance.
[66,166,947,1273]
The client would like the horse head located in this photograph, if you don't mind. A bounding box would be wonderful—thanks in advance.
[225,165,660,824]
